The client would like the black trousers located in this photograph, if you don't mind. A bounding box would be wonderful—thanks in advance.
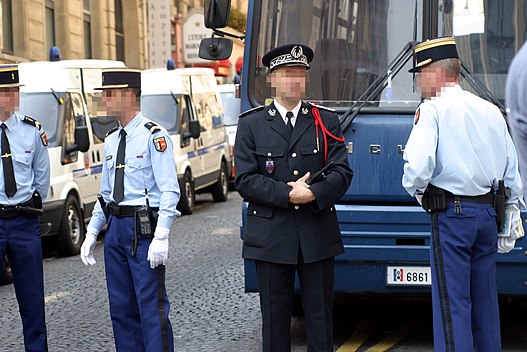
[255,253,335,352]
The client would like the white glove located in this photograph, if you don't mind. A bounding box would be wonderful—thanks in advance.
[498,236,516,254]
[147,227,170,269]
[497,205,524,254]
[80,227,99,266]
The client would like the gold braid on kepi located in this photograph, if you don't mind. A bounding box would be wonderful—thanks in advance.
[409,37,459,73]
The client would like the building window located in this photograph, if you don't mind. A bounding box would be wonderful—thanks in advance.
[84,0,92,58]
[45,0,56,52]
[2,0,13,53]
[115,0,124,61]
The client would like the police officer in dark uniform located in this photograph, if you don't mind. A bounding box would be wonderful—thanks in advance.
[0,65,50,351]
[403,37,524,351]
[80,69,180,352]
[235,44,353,352]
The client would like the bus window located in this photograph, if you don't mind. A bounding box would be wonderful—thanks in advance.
[252,0,423,108]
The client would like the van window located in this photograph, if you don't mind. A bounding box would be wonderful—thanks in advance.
[90,116,118,144]
[61,93,85,164]
[179,96,192,148]
[141,94,180,134]
[19,92,63,147]
[219,91,240,126]
[193,92,224,132]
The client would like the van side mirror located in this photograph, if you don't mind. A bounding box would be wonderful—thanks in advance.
[66,126,90,153]
[189,120,201,139]
[199,37,233,61]
[204,0,231,29]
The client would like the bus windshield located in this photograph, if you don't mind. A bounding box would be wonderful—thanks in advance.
[19,92,63,147]
[251,0,522,109]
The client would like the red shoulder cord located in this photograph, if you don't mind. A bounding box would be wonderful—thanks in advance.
[312,107,345,164]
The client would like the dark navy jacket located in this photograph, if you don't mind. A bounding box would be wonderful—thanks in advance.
[235,101,353,264]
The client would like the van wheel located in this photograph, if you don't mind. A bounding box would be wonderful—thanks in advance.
[56,195,85,256]
[211,162,229,202]
[0,256,13,286]
[177,170,195,215]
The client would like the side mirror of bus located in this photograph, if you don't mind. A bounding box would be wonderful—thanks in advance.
[199,37,233,61]
[204,0,231,29]
[66,126,90,153]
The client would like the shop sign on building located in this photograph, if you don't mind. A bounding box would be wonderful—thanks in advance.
[182,9,213,64]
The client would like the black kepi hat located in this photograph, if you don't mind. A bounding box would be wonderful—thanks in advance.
[409,37,459,73]
[0,65,23,88]
[97,69,141,90]
[262,44,314,71]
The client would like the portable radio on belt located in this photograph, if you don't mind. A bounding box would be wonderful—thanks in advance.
[136,189,156,238]
[132,188,158,256]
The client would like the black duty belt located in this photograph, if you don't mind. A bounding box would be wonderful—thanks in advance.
[0,199,36,218]
[446,193,494,205]
[107,203,159,217]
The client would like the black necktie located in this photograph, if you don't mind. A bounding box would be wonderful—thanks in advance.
[1,124,16,198]
[113,129,126,204]
[286,111,294,134]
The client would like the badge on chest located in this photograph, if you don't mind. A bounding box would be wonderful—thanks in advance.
[265,159,274,174]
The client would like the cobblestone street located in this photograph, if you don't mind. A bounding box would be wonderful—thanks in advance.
[1,192,527,351]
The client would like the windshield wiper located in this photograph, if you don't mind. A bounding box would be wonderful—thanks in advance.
[50,88,64,106]
[460,64,506,116]
[169,90,180,104]
[341,41,415,132]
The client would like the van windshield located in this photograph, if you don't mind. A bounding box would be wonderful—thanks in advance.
[220,91,241,126]
[19,92,62,147]
[141,95,180,134]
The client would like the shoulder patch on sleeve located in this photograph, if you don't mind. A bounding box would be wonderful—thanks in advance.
[22,116,42,130]
[239,106,264,118]
[153,136,167,152]
[308,102,335,112]
[40,131,48,146]
[105,126,119,138]
[144,122,162,134]
[414,107,420,125]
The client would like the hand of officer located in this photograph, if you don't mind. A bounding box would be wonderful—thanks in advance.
[287,172,315,204]
[80,227,98,266]
[147,227,170,269]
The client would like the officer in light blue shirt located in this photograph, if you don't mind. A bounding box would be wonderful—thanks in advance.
[0,65,50,352]
[80,69,180,352]
[403,37,524,352]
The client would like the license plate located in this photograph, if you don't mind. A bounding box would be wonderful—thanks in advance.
[386,266,432,286]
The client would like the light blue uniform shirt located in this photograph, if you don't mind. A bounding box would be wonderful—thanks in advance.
[88,112,180,231]
[403,85,525,209]
[0,113,50,204]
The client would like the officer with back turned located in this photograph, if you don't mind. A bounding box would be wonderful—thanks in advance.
[79,69,180,352]
[0,64,50,351]
[403,37,524,351]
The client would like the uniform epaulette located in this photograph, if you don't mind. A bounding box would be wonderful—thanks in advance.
[308,102,335,112]
[22,115,42,130]
[105,126,119,138]
[239,106,264,118]
[144,122,162,134]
